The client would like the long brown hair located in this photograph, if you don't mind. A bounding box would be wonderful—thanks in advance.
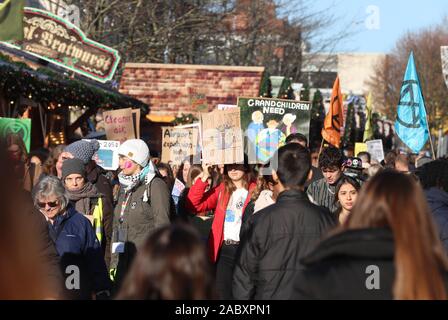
[221,164,253,206]
[116,224,216,300]
[346,170,448,300]
[6,133,28,162]
[43,144,66,176]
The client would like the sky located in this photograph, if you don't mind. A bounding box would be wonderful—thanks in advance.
[308,0,448,53]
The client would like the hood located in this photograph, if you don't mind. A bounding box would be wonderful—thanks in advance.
[301,228,394,266]
[425,188,448,210]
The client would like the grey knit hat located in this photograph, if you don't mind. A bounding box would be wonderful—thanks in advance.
[61,158,86,181]
[64,140,100,164]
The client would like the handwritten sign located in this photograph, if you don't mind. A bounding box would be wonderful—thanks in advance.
[201,108,243,165]
[83,139,120,171]
[161,124,199,165]
[103,108,135,142]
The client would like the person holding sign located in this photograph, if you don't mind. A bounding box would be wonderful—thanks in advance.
[109,139,171,293]
[186,157,256,300]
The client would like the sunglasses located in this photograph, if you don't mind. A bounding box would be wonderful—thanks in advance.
[37,201,59,209]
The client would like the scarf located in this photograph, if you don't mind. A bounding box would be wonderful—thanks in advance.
[66,182,99,215]
[118,160,157,198]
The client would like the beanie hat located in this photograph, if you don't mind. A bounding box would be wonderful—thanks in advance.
[118,139,149,168]
[62,158,86,181]
[64,140,100,164]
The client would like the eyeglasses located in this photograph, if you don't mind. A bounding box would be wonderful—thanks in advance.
[37,201,59,209]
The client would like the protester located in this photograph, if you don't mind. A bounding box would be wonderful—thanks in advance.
[306,146,344,214]
[116,224,216,300]
[383,150,398,169]
[177,157,192,185]
[419,159,448,253]
[29,148,49,167]
[286,133,323,187]
[238,163,277,246]
[292,171,448,299]
[6,133,43,192]
[186,157,256,299]
[61,158,113,268]
[44,144,66,176]
[367,163,384,178]
[395,153,410,173]
[334,175,361,225]
[343,157,367,182]
[59,139,114,208]
[357,151,371,167]
[109,139,171,292]
[33,176,111,300]
[233,144,336,300]
[156,162,175,191]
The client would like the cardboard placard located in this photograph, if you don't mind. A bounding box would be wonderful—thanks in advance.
[131,109,141,139]
[366,139,385,163]
[238,97,311,164]
[201,108,244,165]
[161,124,200,165]
[354,143,368,157]
[103,108,135,142]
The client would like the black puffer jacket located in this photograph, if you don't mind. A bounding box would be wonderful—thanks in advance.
[233,190,336,300]
[291,228,448,299]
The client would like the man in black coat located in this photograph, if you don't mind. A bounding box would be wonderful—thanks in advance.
[233,144,336,300]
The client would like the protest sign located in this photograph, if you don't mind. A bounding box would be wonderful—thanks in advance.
[131,109,141,138]
[355,143,368,157]
[161,124,200,165]
[83,139,120,171]
[103,108,135,141]
[0,117,31,152]
[171,178,186,197]
[238,97,311,163]
[366,139,385,163]
[201,108,244,165]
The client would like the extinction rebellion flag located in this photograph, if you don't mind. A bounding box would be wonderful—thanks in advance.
[0,0,24,41]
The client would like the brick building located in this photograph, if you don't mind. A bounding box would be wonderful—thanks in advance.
[119,63,265,153]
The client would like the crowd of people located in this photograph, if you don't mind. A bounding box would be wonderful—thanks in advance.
[2,131,448,300]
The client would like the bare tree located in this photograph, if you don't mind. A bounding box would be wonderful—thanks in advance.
[368,23,448,132]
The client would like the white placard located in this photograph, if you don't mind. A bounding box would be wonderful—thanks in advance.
[84,139,120,171]
[366,139,385,163]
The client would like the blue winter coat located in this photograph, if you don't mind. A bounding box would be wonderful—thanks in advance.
[425,187,448,254]
[48,205,111,299]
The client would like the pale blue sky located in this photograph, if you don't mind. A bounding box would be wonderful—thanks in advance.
[308,0,448,53]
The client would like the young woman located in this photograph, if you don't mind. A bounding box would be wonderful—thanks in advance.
[187,160,256,300]
[335,175,361,225]
[292,171,448,300]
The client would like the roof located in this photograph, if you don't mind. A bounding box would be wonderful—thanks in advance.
[119,63,265,121]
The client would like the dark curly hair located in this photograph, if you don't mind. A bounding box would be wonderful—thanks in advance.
[319,146,344,170]
[418,159,448,192]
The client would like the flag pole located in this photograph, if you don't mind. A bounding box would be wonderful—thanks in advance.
[318,137,324,158]
[425,113,437,160]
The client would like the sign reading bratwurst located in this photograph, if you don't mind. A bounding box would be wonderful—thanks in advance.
[3,7,120,83]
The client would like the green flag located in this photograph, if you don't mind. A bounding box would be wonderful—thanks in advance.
[363,92,374,142]
[0,0,25,41]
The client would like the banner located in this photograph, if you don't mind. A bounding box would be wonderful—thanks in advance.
[0,117,31,152]
[217,104,237,110]
[322,76,344,148]
[366,139,385,163]
[201,108,243,165]
[161,124,199,165]
[441,46,448,89]
[238,97,311,164]
[103,108,135,142]
[0,0,24,41]
[394,52,429,153]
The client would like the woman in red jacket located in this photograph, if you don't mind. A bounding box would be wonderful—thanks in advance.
[187,161,256,300]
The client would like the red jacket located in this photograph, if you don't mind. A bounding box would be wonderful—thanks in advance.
[187,179,256,263]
